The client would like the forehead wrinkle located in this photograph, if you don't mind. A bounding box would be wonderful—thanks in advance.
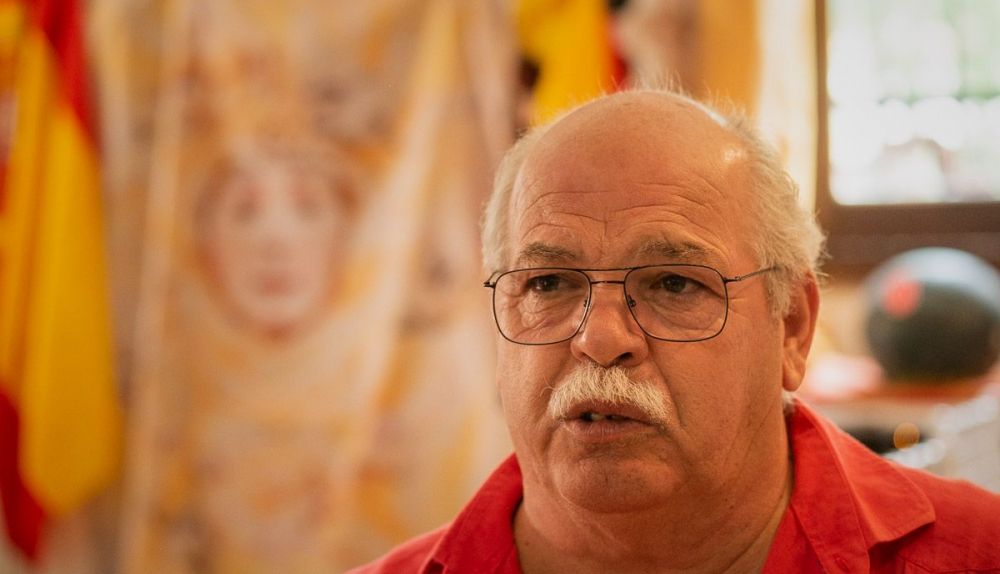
[517,217,603,246]
[642,177,749,266]
[637,176,726,199]
[635,180,697,191]
[610,183,738,247]
[512,186,609,224]
[513,189,611,244]
[611,193,716,217]
[685,171,731,204]
[657,190,726,218]
[622,211,730,263]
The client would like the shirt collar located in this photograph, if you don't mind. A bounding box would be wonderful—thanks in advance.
[423,455,524,573]
[787,400,936,572]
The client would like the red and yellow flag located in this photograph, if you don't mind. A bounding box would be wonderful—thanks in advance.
[0,0,121,561]
[516,0,625,125]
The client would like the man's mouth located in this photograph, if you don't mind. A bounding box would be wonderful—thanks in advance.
[560,405,659,443]
[564,401,657,426]
[579,412,635,422]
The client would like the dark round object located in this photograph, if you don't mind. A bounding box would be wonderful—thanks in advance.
[864,248,1000,382]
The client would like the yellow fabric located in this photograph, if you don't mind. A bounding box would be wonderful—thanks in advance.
[1,22,121,515]
[516,0,615,124]
[698,0,759,111]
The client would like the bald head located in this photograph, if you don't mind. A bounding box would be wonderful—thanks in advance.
[521,92,744,187]
[482,90,824,315]
[544,90,730,139]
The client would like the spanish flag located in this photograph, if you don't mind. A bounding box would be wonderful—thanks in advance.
[0,0,121,561]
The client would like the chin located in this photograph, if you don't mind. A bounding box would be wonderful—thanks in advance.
[235,304,311,340]
[554,455,680,514]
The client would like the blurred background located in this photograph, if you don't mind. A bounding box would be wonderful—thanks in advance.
[0,0,997,572]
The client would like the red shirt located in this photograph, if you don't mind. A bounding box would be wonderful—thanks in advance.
[351,401,1000,573]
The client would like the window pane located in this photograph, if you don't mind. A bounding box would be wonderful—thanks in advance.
[827,0,1000,205]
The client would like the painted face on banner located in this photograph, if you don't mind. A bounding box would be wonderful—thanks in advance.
[199,154,350,339]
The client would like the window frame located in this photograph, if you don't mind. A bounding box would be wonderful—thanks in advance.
[815,0,1000,272]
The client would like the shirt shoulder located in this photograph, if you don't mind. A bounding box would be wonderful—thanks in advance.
[886,468,1000,572]
[346,525,449,574]
[349,455,525,574]
[786,401,1000,573]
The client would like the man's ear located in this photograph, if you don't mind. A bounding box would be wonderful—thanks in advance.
[781,272,820,392]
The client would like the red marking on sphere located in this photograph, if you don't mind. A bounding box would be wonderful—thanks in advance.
[882,271,923,318]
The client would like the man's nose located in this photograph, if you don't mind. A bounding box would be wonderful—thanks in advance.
[570,283,650,368]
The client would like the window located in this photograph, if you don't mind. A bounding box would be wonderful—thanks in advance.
[817,0,1000,269]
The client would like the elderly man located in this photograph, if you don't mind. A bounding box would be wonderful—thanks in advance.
[353,90,1000,573]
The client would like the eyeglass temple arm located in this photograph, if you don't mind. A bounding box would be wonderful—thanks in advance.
[724,266,777,283]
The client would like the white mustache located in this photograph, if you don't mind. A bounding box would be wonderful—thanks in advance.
[548,363,668,424]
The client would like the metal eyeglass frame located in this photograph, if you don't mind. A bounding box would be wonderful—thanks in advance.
[482,264,777,345]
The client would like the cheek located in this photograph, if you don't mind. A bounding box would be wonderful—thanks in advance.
[736,316,785,383]
[297,211,342,252]
[495,344,529,417]
[495,342,563,423]
[204,227,250,282]
[657,327,780,428]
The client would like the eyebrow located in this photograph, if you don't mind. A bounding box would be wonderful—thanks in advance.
[636,239,712,263]
[515,242,579,267]
[513,239,714,268]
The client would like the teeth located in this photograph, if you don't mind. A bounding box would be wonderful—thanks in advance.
[585,413,606,421]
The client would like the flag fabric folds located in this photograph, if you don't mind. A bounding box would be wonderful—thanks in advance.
[516,0,624,124]
[0,0,121,562]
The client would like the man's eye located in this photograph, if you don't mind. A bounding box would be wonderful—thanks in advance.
[525,274,564,292]
[656,274,696,294]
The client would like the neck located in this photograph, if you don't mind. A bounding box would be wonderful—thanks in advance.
[514,441,793,574]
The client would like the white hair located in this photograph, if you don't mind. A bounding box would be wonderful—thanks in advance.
[481,89,824,316]
[547,363,668,425]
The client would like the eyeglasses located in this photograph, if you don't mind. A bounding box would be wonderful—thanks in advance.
[483,264,775,345]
